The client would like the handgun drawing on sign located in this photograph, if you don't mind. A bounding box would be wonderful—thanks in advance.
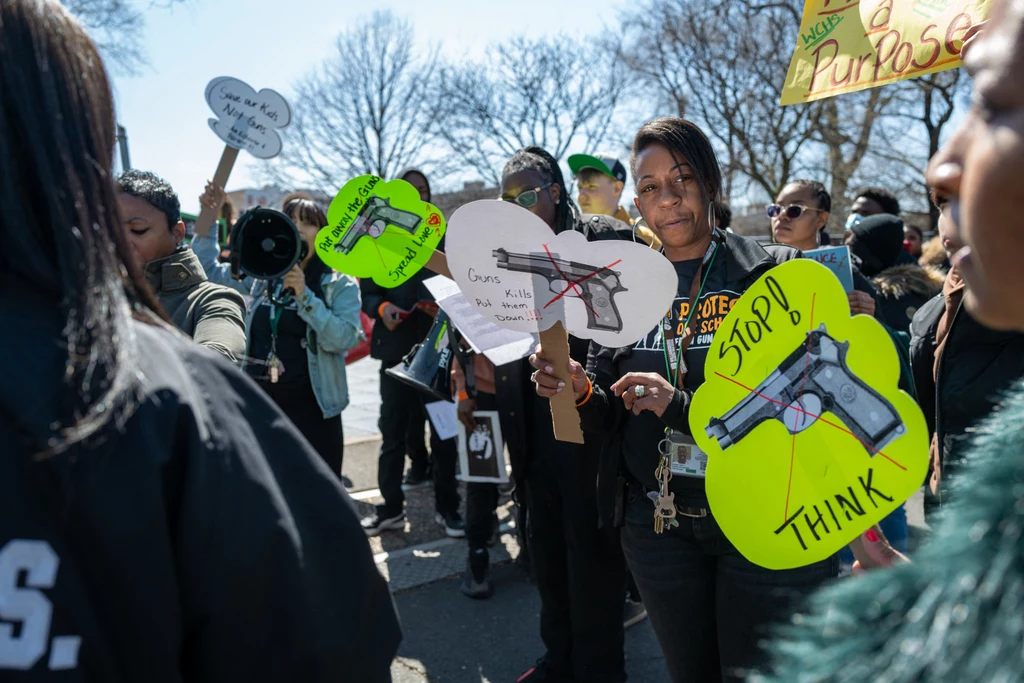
[493,248,626,333]
[705,324,906,455]
[336,195,423,255]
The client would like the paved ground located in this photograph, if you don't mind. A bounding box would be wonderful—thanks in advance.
[340,355,929,683]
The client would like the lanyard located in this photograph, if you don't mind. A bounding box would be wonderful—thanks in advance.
[661,233,721,389]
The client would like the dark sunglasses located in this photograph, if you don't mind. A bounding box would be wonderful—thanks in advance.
[502,182,554,209]
[767,203,825,220]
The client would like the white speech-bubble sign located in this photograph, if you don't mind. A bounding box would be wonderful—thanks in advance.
[204,77,292,160]
[445,200,678,348]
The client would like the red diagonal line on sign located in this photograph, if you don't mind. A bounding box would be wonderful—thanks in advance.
[538,243,599,318]
[543,259,623,310]
[371,238,388,270]
[713,371,907,472]
[785,294,817,522]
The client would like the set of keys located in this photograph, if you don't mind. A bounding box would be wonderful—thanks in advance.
[653,433,678,534]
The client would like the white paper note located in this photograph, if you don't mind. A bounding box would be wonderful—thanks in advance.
[424,275,537,366]
[424,400,460,441]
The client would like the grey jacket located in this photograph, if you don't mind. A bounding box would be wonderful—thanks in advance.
[145,248,247,361]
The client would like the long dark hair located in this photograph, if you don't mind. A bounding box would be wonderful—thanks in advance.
[630,117,722,227]
[502,146,575,234]
[0,0,166,453]
[282,194,329,300]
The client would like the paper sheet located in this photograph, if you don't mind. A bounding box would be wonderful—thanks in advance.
[424,400,459,441]
[424,275,537,366]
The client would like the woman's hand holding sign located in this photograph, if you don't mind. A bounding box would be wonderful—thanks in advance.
[529,345,588,400]
[612,373,676,417]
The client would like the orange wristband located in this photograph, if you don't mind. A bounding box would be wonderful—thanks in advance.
[377,302,391,319]
[457,391,470,402]
[575,376,594,407]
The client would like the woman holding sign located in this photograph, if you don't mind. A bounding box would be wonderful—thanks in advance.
[530,118,837,682]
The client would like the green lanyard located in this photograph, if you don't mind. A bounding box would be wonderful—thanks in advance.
[660,239,720,389]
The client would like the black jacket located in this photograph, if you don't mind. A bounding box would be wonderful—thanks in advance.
[360,268,436,362]
[0,295,401,681]
[578,231,802,527]
[910,289,1024,496]
[873,262,944,333]
[492,214,632,482]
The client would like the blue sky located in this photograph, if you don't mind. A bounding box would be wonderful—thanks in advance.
[111,0,625,214]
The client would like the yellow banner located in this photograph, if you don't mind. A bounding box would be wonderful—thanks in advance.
[780,0,994,105]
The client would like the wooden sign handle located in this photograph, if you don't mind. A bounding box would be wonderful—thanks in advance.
[192,144,239,239]
[425,250,452,279]
[539,321,584,444]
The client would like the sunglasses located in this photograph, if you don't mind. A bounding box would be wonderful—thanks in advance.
[767,203,825,220]
[502,182,554,209]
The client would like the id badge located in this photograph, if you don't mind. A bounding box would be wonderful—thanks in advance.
[668,432,708,479]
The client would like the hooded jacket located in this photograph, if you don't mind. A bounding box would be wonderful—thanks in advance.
[144,247,247,361]
[850,214,943,331]
[0,292,401,681]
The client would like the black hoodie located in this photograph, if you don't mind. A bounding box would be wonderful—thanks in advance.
[850,214,943,332]
[0,291,401,681]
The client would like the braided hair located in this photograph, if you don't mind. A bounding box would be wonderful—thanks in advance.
[502,146,575,234]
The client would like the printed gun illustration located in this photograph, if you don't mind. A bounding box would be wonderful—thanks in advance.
[492,249,626,332]
[335,195,423,255]
[704,324,905,455]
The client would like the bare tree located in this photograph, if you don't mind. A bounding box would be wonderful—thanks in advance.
[268,11,443,194]
[433,36,633,185]
[618,0,822,205]
[61,0,185,73]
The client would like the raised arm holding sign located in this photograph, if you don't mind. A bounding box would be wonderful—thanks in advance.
[194,77,292,235]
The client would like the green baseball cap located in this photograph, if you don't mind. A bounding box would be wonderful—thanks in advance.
[568,153,627,183]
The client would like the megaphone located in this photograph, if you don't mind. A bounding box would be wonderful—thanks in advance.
[385,310,454,402]
[229,207,309,304]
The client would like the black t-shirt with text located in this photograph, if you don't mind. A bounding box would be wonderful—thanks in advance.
[619,257,743,504]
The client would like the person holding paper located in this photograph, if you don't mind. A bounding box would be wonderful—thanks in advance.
[0,1,401,678]
[769,179,878,318]
[766,6,1024,678]
[529,118,836,683]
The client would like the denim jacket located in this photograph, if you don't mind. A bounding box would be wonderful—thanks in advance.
[193,230,363,418]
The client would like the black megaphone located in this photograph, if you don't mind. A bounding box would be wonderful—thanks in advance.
[385,310,454,402]
[229,207,310,304]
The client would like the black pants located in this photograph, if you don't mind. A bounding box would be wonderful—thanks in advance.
[524,430,626,682]
[406,402,430,472]
[621,488,838,682]
[262,378,344,478]
[378,360,459,517]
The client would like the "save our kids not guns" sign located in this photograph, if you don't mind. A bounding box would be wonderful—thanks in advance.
[781,0,994,105]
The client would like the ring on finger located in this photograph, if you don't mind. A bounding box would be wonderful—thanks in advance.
[635,385,646,398]
[531,371,539,382]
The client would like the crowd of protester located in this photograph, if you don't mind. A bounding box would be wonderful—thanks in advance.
[4,0,1024,680]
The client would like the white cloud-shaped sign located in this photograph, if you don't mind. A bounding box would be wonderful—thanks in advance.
[446,200,678,348]
[205,76,291,160]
